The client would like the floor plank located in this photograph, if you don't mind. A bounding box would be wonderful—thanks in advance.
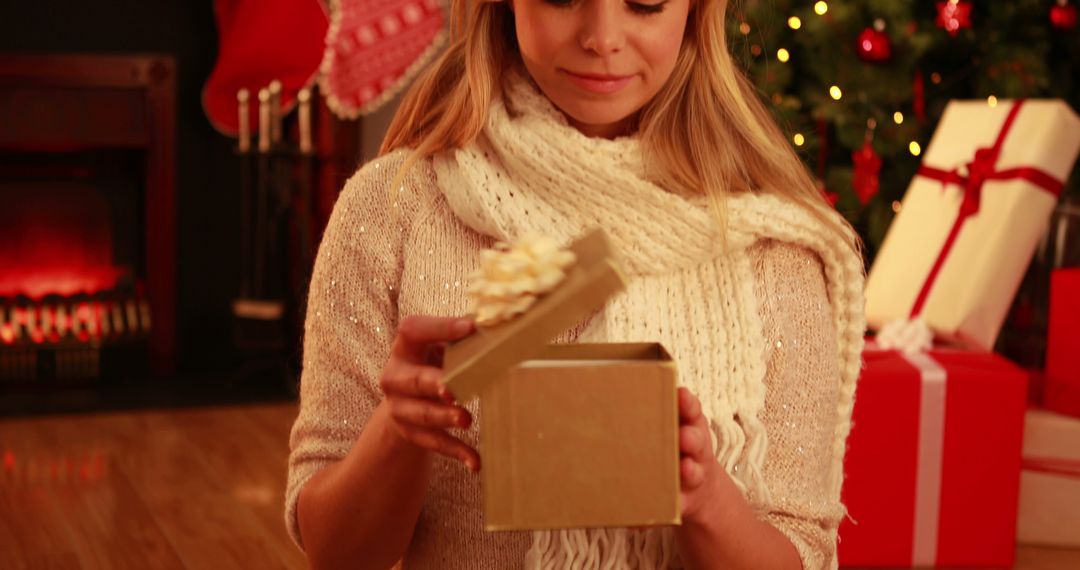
[49,470,187,570]
[0,412,185,570]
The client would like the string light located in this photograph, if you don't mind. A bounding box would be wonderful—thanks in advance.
[931,72,942,84]
[777,48,791,62]
[815,2,829,16]
[987,95,999,107]
[793,133,806,146]
[788,16,802,29]
[893,112,904,124]
[739,22,751,35]
[892,201,902,213]
[829,85,843,100]
[909,141,922,156]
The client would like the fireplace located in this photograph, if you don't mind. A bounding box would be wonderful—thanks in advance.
[0,55,175,384]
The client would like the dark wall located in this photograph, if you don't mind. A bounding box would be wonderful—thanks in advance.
[2,2,246,374]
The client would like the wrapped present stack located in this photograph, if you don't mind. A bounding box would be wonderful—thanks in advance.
[1013,267,1080,552]
[838,99,1080,568]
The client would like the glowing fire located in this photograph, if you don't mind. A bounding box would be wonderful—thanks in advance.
[0,181,128,299]
[0,266,129,299]
[0,295,150,346]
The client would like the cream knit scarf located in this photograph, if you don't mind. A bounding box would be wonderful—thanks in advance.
[433,74,865,569]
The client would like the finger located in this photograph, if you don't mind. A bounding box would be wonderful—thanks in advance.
[379,361,448,400]
[678,387,703,424]
[679,425,708,460]
[421,342,447,367]
[389,397,472,430]
[680,456,705,489]
[392,315,475,361]
[400,425,482,472]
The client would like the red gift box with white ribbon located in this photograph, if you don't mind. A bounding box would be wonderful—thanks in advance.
[837,347,1028,568]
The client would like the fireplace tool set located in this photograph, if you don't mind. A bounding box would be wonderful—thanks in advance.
[231,80,317,369]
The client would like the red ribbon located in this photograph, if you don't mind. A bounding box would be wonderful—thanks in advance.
[1022,456,1080,479]
[909,100,1067,317]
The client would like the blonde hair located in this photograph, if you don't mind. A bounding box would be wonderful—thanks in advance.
[381,0,859,252]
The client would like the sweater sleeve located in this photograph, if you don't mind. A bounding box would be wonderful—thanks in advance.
[751,239,848,570]
[283,153,412,550]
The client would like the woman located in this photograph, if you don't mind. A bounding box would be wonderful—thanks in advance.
[286,0,866,568]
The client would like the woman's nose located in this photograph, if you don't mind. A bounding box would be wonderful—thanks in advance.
[579,2,626,55]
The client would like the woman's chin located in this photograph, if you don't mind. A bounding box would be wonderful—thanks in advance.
[561,107,638,138]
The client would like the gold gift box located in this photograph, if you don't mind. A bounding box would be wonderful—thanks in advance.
[443,229,681,531]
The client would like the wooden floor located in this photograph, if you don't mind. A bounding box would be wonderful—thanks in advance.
[0,402,1078,570]
[0,402,306,570]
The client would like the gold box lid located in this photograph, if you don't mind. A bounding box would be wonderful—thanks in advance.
[442,228,627,401]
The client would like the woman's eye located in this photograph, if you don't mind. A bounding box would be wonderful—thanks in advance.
[543,0,574,6]
[628,1,667,14]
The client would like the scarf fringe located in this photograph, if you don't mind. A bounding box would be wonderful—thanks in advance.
[525,528,680,570]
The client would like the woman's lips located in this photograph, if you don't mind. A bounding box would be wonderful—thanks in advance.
[561,70,636,94]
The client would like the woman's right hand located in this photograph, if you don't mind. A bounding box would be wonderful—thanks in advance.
[378,315,480,472]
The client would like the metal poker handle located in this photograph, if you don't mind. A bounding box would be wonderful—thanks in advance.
[268,79,283,145]
[257,88,271,154]
[298,88,313,155]
[237,88,251,153]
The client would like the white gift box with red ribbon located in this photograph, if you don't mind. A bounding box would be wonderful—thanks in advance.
[866,99,1080,350]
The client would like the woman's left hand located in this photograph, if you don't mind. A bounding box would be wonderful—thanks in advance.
[678,386,726,523]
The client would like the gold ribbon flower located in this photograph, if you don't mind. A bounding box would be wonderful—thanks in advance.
[466,233,577,327]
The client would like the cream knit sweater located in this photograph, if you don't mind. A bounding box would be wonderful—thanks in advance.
[286,144,866,568]
[288,63,865,570]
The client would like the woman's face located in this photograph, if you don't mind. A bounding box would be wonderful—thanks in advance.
[510,0,692,138]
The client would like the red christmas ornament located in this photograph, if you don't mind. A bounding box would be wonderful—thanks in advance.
[857,20,892,63]
[852,139,882,206]
[936,0,973,36]
[913,72,926,123]
[1051,0,1078,30]
[822,186,840,207]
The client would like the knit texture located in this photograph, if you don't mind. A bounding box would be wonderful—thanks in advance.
[432,73,864,567]
[286,77,866,569]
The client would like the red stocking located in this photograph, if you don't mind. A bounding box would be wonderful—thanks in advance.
[202,0,329,136]
[320,0,446,118]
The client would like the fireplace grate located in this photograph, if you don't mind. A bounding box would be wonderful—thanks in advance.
[0,291,150,382]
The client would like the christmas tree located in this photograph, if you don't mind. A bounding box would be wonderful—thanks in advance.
[730,0,1080,259]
